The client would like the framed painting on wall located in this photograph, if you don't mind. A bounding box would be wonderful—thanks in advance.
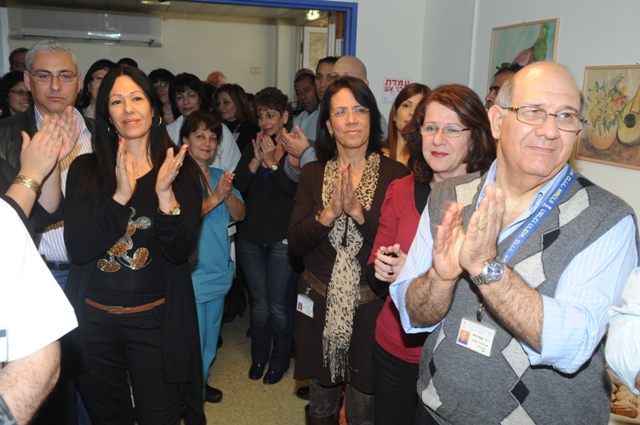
[488,18,559,89]
[576,65,640,170]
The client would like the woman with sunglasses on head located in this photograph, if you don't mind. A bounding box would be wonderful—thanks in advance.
[0,71,32,119]
[149,68,178,125]
[381,83,430,166]
[288,76,409,424]
[366,84,496,425]
[76,59,116,119]
[64,66,205,424]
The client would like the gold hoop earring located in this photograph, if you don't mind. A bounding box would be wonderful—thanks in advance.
[108,126,118,136]
[157,116,163,126]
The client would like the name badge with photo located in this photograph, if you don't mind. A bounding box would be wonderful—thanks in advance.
[456,317,496,357]
[297,294,314,318]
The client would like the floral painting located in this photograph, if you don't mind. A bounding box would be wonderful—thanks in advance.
[488,19,559,89]
[576,65,640,170]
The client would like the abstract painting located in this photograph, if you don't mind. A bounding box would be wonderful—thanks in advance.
[488,18,559,89]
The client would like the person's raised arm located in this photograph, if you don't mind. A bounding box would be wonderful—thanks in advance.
[459,185,544,351]
[6,108,79,217]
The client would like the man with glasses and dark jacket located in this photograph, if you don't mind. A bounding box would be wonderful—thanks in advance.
[0,40,94,290]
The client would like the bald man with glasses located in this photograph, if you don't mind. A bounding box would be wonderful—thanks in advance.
[390,62,638,424]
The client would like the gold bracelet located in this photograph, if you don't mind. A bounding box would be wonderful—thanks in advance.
[13,175,42,195]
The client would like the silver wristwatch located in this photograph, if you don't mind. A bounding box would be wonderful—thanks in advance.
[470,260,504,286]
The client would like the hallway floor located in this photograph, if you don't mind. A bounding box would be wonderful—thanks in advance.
[203,310,309,424]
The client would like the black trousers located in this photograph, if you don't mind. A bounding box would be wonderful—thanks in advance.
[372,341,421,425]
[77,304,182,425]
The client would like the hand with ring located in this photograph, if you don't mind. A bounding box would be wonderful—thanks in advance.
[373,244,407,283]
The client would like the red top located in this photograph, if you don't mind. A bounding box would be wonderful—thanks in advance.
[367,175,428,363]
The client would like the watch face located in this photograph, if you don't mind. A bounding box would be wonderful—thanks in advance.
[171,207,181,215]
[484,261,504,281]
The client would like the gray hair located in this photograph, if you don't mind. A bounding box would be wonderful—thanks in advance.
[25,40,78,72]
[494,61,585,116]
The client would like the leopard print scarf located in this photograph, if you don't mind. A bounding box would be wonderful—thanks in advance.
[321,152,380,382]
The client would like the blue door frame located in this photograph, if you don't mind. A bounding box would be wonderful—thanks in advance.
[189,0,358,55]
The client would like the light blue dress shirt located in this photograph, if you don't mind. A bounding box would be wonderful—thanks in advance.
[607,267,640,395]
[390,161,638,374]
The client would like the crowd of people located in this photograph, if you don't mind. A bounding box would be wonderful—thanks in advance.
[0,39,639,425]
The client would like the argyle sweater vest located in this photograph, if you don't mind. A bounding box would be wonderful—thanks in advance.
[417,169,637,425]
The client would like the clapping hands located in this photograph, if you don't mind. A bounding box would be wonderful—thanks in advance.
[212,170,235,204]
[19,106,80,182]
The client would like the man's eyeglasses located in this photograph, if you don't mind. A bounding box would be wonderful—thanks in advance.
[501,105,587,132]
[9,89,30,97]
[329,107,370,118]
[31,71,78,83]
[420,125,470,138]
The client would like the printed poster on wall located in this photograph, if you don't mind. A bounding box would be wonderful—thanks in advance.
[382,77,411,104]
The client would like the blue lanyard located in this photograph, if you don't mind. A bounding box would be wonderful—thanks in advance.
[499,165,576,265]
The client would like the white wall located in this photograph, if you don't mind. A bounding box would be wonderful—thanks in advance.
[348,0,427,119]
[422,0,640,216]
[8,12,278,95]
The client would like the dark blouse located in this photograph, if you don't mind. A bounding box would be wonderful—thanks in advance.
[86,171,167,305]
[225,119,260,153]
[62,153,205,424]
[233,143,298,244]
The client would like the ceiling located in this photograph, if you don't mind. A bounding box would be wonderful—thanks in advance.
[2,0,320,22]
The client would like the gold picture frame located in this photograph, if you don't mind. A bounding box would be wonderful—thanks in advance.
[576,65,640,170]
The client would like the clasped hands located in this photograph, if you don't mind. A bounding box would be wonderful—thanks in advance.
[431,184,506,285]
[317,164,364,226]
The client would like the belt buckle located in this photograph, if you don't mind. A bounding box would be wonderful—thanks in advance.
[107,305,124,314]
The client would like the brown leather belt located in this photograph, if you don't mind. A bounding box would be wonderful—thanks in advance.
[303,269,379,305]
[85,298,165,314]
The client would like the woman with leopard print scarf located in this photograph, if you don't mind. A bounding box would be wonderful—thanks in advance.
[288,76,409,425]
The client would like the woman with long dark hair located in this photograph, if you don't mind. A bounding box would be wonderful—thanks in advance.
[64,66,205,424]
[76,59,116,119]
[148,68,179,125]
[288,76,409,424]
[382,83,430,165]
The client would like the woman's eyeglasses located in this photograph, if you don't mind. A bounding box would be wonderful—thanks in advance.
[329,107,370,118]
[420,125,470,138]
[9,89,31,97]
